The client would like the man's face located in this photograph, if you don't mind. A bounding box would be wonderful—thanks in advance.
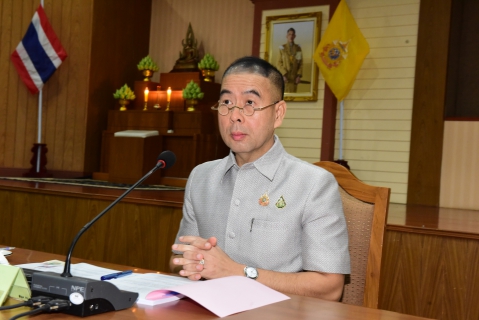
[286,30,296,43]
[217,73,286,166]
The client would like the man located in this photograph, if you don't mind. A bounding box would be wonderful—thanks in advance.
[171,56,350,301]
[276,28,303,93]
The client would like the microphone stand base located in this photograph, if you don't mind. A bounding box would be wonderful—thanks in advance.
[31,272,138,317]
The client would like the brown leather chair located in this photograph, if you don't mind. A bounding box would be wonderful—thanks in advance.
[314,161,390,309]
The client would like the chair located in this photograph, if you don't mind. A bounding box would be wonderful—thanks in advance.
[313,161,390,309]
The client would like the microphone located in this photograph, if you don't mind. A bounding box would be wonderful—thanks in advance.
[156,149,176,170]
[30,151,176,317]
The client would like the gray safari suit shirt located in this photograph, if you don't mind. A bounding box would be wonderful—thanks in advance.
[174,136,350,274]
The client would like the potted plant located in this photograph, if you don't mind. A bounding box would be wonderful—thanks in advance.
[198,53,219,82]
[182,80,204,111]
[113,84,136,111]
[137,55,159,81]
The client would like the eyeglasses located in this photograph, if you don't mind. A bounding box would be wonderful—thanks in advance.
[211,100,280,116]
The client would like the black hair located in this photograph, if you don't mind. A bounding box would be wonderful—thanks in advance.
[287,28,296,34]
[222,56,284,100]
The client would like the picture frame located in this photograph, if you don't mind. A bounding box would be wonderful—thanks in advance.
[264,12,322,102]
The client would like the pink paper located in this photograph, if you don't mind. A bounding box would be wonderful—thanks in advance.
[169,276,290,318]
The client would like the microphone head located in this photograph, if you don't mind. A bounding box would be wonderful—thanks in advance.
[157,150,176,169]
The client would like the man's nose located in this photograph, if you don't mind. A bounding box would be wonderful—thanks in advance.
[229,106,244,122]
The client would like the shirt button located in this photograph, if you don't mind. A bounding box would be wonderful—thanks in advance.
[235,199,240,206]
[229,232,235,239]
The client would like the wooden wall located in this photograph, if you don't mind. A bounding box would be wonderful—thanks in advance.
[0,187,183,272]
[0,0,151,176]
[149,0,254,85]
[440,121,479,210]
[407,0,452,206]
[379,230,479,319]
[0,0,92,174]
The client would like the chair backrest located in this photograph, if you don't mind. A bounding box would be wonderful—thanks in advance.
[313,161,390,309]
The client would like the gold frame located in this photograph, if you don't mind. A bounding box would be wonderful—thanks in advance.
[264,12,322,102]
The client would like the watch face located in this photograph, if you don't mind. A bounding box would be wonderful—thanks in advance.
[245,267,258,279]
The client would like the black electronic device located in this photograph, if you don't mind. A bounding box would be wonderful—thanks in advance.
[30,151,176,317]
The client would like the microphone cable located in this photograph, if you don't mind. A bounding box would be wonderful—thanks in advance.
[9,304,50,320]
[0,296,52,310]
[6,298,71,320]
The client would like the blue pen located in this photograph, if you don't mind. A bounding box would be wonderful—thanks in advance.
[0,247,15,251]
[101,270,133,281]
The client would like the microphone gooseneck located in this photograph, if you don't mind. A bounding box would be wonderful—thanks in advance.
[60,150,176,278]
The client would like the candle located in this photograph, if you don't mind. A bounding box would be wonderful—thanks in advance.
[144,88,149,102]
[167,87,172,102]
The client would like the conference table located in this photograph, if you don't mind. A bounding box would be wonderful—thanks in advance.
[1,247,432,320]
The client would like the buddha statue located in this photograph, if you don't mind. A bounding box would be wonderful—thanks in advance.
[172,23,200,72]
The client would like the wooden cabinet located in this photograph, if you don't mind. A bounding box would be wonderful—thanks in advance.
[98,71,229,185]
[99,110,228,184]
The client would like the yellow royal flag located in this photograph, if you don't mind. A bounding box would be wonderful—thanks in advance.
[314,0,369,101]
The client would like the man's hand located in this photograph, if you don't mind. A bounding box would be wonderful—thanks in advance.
[171,236,219,280]
[283,75,288,83]
[171,236,243,281]
[295,76,301,84]
[191,244,243,280]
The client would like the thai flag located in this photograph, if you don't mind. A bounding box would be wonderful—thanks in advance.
[11,4,67,95]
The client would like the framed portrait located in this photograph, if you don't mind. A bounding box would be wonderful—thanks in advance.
[264,12,322,102]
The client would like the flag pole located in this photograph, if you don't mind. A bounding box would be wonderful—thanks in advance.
[339,100,344,160]
[334,99,350,170]
[36,0,44,173]
[36,89,43,172]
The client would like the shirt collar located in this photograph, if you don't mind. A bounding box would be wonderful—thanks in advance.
[222,135,284,181]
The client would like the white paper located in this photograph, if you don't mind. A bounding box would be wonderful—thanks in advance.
[168,276,290,318]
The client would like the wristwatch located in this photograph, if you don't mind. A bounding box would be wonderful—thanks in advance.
[244,266,258,280]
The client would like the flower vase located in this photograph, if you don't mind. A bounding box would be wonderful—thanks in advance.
[185,99,198,112]
[118,99,130,111]
[142,69,154,81]
[201,69,215,82]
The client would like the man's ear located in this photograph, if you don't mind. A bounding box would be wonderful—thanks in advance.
[273,100,287,128]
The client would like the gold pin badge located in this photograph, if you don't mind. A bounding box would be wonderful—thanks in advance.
[259,192,270,206]
[275,196,286,209]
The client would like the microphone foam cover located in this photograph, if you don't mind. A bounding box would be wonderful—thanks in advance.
[157,150,176,169]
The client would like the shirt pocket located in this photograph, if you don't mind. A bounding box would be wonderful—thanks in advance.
[249,219,296,271]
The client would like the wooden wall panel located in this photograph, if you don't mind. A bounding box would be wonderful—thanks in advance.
[379,230,479,320]
[0,0,151,176]
[149,0,254,85]
[440,121,479,210]
[407,0,452,206]
[0,189,183,273]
